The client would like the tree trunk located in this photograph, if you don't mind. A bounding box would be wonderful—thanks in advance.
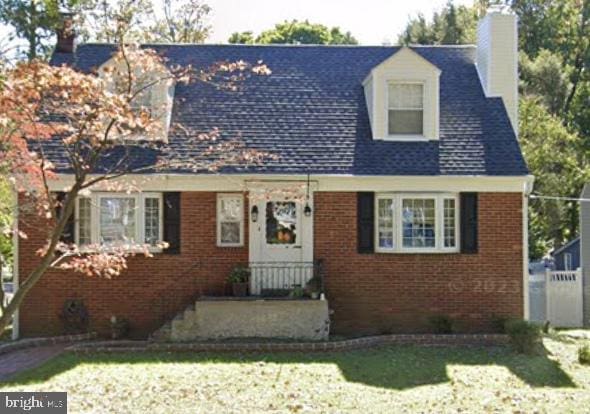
[0,185,81,336]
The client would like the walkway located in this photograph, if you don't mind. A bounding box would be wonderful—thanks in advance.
[0,344,65,381]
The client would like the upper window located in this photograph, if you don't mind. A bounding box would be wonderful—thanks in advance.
[76,193,163,248]
[387,83,424,136]
[217,194,244,246]
[376,193,458,253]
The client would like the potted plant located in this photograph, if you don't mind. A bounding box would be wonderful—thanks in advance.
[306,276,322,299]
[228,266,250,297]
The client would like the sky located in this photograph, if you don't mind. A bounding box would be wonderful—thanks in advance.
[0,0,475,49]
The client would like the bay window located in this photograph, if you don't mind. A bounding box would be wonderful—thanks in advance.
[375,193,459,253]
[76,193,163,248]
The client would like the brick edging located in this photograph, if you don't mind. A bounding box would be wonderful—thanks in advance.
[67,334,509,354]
[0,332,97,356]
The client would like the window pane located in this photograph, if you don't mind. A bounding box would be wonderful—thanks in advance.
[100,197,136,244]
[378,198,394,249]
[388,84,423,109]
[144,197,160,245]
[444,198,456,248]
[220,197,241,221]
[266,202,297,244]
[221,222,241,244]
[402,198,436,248]
[78,198,92,246]
[388,110,423,135]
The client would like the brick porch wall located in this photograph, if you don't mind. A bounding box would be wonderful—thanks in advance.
[18,191,524,338]
[18,192,248,338]
[314,192,524,335]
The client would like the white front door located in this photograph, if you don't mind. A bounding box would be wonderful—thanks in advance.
[249,184,313,295]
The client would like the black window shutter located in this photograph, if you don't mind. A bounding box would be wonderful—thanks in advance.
[460,192,478,254]
[55,192,75,244]
[357,192,375,254]
[163,192,181,254]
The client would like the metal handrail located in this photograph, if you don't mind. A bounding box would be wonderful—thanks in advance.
[247,259,324,299]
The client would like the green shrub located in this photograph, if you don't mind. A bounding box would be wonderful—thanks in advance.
[227,266,250,283]
[490,314,511,334]
[428,314,454,334]
[579,344,590,365]
[505,319,542,354]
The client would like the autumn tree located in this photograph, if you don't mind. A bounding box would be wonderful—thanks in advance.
[0,44,271,334]
[229,20,358,45]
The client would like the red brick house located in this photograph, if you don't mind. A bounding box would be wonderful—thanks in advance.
[14,9,533,340]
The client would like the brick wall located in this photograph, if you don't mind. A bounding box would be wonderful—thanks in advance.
[314,192,524,335]
[18,192,248,338]
[18,191,524,338]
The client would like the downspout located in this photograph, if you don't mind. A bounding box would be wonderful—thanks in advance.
[523,175,534,320]
[11,188,19,340]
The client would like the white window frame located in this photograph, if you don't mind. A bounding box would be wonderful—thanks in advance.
[564,252,573,271]
[217,193,244,247]
[375,193,460,254]
[75,192,163,251]
[385,81,426,141]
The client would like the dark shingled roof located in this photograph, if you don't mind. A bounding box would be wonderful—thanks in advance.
[48,43,528,176]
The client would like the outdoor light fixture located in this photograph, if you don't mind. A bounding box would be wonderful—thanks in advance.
[304,173,313,217]
[251,205,259,222]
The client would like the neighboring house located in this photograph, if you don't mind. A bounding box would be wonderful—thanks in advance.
[579,184,590,326]
[15,9,533,339]
[552,238,580,271]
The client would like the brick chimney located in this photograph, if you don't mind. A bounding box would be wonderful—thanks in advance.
[56,12,75,53]
[476,6,518,134]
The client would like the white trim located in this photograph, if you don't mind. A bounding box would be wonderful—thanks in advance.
[375,192,460,254]
[48,174,534,194]
[76,192,164,251]
[216,193,245,247]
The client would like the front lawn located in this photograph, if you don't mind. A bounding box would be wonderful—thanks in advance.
[1,336,590,412]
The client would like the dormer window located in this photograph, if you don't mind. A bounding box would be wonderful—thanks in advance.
[388,83,423,136]
[99,58,175,142]
[362,47,440,141]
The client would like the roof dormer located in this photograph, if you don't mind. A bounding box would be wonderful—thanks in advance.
[363,47,441,141]
[98,55,175,142]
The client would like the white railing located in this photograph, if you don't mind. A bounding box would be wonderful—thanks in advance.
[545,268,583,328]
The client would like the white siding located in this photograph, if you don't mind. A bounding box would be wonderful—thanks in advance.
[476,11,518,134]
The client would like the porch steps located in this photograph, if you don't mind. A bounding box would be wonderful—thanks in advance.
[150,304,195,342]
[150,299,330,342]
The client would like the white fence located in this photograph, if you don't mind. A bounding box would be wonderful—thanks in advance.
[545,269,583,328]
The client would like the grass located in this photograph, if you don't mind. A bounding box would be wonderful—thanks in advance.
[1,336,590,413]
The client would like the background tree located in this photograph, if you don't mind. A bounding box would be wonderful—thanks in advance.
[0,0,83,61]
[229,20,358,45]
[80,0,211,44]
[144,0,211,43]
[398,1,481,45]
